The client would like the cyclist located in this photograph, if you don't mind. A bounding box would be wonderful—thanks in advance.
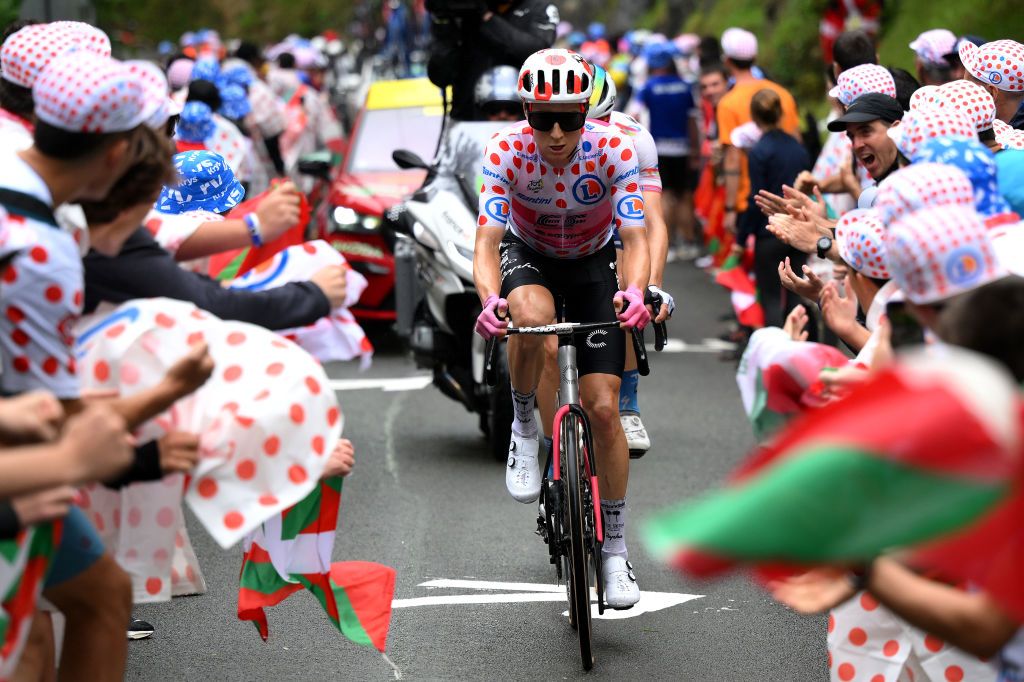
[473,48,651,608]
[534,65,674,459]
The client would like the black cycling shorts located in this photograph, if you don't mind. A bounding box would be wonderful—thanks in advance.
[658,154,697,193]
[499,232,625,377]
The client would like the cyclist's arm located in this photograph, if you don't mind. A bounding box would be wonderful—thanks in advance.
[618,227,649,292]
[642,189,668,287]
[474,226,505,304]
[474,137,515,303]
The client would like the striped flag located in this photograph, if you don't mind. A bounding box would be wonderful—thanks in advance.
[644,348,1024,619]
[239,477,396,652]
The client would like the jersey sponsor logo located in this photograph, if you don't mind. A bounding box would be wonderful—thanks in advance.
[585,329,608,349]
[573,174,606,205]
[515,192,552,206]
[619,166,639,179]
[483,167,507,182]
[527,179,544,193]
[485,197,510,223]
[536,213,588,228]
[616,195,644,220]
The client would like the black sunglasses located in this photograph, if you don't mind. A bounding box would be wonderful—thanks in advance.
[526,110,587,132]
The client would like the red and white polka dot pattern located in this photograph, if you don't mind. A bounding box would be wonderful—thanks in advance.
[886,204,1006,304]
[834,208,891,280]
[830,592,998,682]
[908,29,958,66]
[908,84,940,111]
[933,80,996,133]
[75,297,342,590]
[959,39,1024,92]
[829,64,897,107]
[994,118,1024,150]
[886,107,976,160]
[33,52,148,133]
[126,60,176,130]
[875,163,975,227]
[1,22,109,89]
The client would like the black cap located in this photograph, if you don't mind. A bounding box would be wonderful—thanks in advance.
[827,93,904,132]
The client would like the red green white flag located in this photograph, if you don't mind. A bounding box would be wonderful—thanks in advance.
[238,477,396,652]
[714,252,764,329]
[644,348,1024,618]
[0,522,61,678]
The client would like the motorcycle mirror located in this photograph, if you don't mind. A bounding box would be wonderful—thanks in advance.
[392,149,431,171]
[297,151,333,180]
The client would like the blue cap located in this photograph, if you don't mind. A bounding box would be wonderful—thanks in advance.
[644,43,676,70]
[913,137,1012,218]
[191,57,221,83]
[175,102,215,143]
[567,31,586,49]
[587,22,606,40]
[158,150,245,215]
[218,84,251,120]
[995,149,1024,216]
[220,65,254,89]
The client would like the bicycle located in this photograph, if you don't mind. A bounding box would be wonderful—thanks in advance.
[484,292,667,670]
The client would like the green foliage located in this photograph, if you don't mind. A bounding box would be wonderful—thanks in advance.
[0,0,17,30]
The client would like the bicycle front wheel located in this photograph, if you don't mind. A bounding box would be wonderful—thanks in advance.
[562,412,594,671]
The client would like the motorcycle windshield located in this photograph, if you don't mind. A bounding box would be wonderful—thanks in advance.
[429,121,509,198]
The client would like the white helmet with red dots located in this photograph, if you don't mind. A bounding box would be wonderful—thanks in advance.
[517,49,594,105]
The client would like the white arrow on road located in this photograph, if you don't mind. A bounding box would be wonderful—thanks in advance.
[391,578,703,620]
[651,338,736,354]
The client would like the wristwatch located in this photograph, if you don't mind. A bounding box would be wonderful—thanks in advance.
[816,235,832,260]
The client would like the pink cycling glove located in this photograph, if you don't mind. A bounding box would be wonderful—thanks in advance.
[475,294,509,339]
[614,286,650,329]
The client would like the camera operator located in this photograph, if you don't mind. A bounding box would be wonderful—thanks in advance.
[426,0,559,120]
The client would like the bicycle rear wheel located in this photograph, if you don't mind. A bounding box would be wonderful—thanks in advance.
[562,413,594,670]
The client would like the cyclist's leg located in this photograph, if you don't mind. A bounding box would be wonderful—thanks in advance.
[500,234,556,502]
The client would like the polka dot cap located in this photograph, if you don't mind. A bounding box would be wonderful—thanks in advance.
[33,52,149,133]
[908,84,940,111]
[913,137,1012,218]
[829,65,897,106]
[875,162,975,227]
[834,208,891,279]
[886,205,1006,304]
[126,60,176,130]
[959,39,1024,92]
[48,21,111,57]
[933,80,996,133]
[721,28,757,60]
[908,29,958,66]
[1,22,109,89]
[994,118,1024,151]
[886,107,976,160]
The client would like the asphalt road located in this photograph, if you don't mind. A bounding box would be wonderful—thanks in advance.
[127,259,826,681]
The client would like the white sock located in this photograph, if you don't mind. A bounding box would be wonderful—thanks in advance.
[511,388,537,438]
[601,498,627,559]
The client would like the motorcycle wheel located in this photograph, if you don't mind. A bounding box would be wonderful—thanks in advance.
[487,344,513,462]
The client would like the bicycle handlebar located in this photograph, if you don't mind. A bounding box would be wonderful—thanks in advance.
[483,292,670,387]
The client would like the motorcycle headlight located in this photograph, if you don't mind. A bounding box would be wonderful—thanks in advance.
[333,206,359,227]
[361,215,381,230]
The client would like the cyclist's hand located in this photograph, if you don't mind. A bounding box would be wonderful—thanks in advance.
[475,294,508,339]
[614,286,650,330]
[647,285,675,323]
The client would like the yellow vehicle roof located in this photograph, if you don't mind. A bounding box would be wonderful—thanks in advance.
[365,78,449,110]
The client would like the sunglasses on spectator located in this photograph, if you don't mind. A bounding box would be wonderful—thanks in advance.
[526,110,587,132]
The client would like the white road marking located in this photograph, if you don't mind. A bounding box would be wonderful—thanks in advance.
[392,578,703,620]
[651,338,736,354]
[328,375,433,392]
[382,392,405,481]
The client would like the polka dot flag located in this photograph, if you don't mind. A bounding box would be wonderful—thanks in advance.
[74,297,342,601]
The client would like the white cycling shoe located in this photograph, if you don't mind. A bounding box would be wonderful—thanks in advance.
[602,554,640,609]
[620,412,651,458]
[506,432,541,503]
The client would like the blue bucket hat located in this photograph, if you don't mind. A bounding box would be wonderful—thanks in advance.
[218,84,251,120]
[220,65,254,89]
[913,137,1012,218]
[995,149,1024,217]
[175,101,215,143]
[644,42,676,70]
[157,150,245,215]
[190,57,221,83]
